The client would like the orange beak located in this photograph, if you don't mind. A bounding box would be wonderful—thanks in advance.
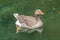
[39,10,44,15]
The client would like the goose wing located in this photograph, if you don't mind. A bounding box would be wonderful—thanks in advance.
[18,15,37,27]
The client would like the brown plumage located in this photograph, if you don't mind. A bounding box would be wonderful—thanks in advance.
[18,15,37,27]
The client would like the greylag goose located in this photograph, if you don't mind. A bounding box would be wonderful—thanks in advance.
[13,9,44,33]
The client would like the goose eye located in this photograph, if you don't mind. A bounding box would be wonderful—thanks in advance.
[37,15,40,16]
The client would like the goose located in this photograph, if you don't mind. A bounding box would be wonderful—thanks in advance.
[13,9,44,33]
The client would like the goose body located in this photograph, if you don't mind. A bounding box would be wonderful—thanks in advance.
[13,9,44,33]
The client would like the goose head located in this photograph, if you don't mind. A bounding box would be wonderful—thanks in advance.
[34,9,44,20]
[34,9,44,16]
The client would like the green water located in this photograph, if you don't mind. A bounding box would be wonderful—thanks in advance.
[0,0,60,40]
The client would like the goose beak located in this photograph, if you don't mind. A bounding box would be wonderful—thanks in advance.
[39,10,44,15]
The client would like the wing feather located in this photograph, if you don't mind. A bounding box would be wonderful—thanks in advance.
[18,15,37,27]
